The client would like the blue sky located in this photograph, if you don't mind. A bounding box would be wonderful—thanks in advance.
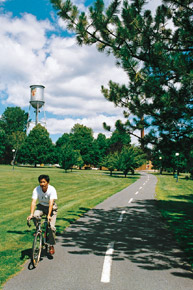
[0,0,161,143]
[2,0,54,20]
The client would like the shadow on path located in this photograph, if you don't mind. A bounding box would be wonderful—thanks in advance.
[58,199,193,280]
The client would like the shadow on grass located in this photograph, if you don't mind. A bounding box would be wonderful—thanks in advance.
[157,195,193,264]
[57,198,193,280]
[20,248,32,260]
[154,172,191,180]
[7,230,31,235]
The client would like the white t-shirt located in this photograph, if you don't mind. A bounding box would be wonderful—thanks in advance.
[32,184,57,206]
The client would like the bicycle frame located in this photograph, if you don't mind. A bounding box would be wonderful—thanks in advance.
[27,217,50,267]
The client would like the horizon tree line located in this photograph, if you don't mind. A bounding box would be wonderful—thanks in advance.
[0,106,192,177]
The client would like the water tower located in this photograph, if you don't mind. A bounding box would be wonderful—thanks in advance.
[28,85,46,126]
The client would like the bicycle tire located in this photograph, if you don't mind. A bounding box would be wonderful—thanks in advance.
[32,231,42,267]
[45,224,49,254]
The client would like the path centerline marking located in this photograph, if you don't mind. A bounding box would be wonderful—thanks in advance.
[118,210,126,222]
[135,191,139,195]
[101,242,115,283]
[128,198,133,203]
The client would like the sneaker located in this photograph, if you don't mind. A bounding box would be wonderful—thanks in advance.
[49,245,55,255]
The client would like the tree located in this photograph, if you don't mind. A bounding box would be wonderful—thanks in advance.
[151,132,191,175]
[188,148,193,179]
[187,141,193,178]
[108,121,131,153]
[51,0,193,171]
[76,153,84,169]
[55,133,71,163]
[119,145,146,177]
[0,107,28,163]
[56,133,71,147]
[0,107,28,134]
[102,152,119,176]
[70,124,95,165]
[18,124,56,166]
[93,133,109,168]
[60,143,83,172]
[8,131,26,165]
[0,129,6,162]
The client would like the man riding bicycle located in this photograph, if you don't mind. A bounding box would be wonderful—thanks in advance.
[27,174,58,255]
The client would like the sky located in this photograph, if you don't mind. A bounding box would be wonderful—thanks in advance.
[0,0,161,143]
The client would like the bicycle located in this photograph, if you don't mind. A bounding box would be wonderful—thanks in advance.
[27,216,50,267]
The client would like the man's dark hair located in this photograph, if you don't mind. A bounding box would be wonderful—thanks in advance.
[38,175,50,183]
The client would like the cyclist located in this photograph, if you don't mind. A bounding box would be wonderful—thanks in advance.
[27,174,58,255]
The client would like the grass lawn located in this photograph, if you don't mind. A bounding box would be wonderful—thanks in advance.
[155,173,193,268]
[0,165,139,287]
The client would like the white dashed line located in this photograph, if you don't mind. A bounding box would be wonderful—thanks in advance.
[135,191,139,195]
[101,242,115,283]
[128,198,133,203]
[118,210,126,222]
[139,186,143,190]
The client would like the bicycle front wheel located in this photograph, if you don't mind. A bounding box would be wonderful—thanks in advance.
[32,231,42,267]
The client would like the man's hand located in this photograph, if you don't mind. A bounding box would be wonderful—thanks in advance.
[27,214,33,220]
[47,215,52,222]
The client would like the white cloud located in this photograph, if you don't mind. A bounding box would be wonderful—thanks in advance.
[45,114,126,137]
[0,13,53,103]
[42,37,128,119]
[0,11,131,142]
[1,1,168,145]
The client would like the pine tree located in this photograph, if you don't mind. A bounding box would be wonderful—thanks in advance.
[51,0,193,170]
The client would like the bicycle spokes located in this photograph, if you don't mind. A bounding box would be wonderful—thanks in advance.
[32,232,42,267]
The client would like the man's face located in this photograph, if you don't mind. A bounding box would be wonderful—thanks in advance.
[39,178,49,192]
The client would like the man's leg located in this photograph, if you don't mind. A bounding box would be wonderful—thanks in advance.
[48,210,57,245]
[33,204,44,227]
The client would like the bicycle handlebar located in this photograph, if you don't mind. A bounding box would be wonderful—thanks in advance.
[27,216,50,227]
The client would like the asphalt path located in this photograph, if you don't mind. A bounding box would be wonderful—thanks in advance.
[3,172,193,290]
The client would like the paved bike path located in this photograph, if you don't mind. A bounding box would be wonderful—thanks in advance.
[3,172,193,289]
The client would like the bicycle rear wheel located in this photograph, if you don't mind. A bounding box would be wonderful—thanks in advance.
[32,231,42,267]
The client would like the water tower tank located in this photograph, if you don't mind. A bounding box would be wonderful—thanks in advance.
[30,85,45,109]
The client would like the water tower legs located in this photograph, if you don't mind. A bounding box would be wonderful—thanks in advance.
[35,103,39,126]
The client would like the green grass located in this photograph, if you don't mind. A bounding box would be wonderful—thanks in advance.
[0,165,138,287]
[155,173,193,267]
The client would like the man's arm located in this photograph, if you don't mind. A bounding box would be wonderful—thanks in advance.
[47,199,54,221]
[27,199,37,220]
